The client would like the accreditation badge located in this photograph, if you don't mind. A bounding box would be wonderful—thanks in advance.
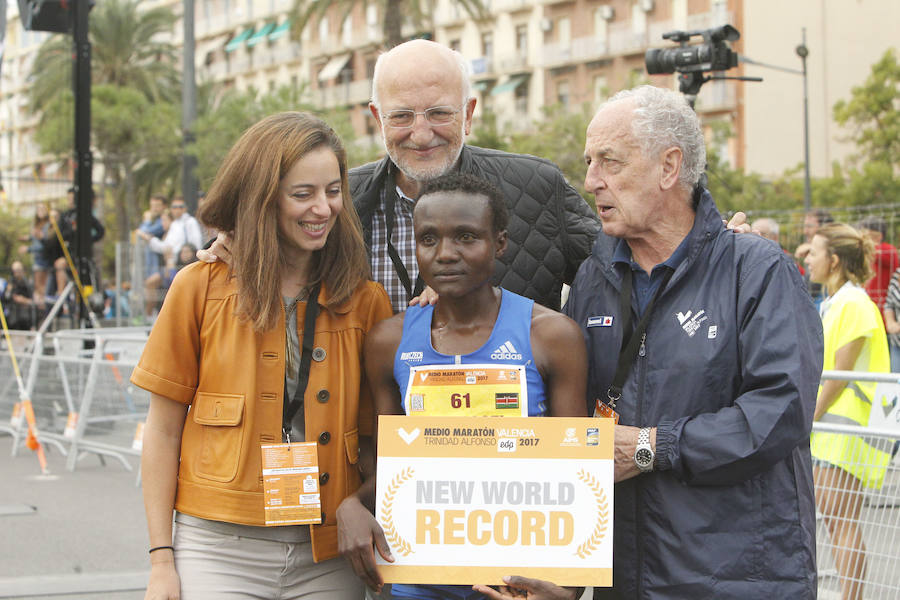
[404,364,529,417]
[261,442,322,526]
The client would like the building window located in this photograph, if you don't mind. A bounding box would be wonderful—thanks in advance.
[671,0,687,30]
[631,2,647,35]
[515,25,528,57]
[481,31,493,59]
[593,8,608,44]
[515,81,528,114]
[557,80,570,107]
[450,39,461,53]
[558,17,570,46]
[593,75,608,105]
[366,4,378,40]
[342,15,353,47]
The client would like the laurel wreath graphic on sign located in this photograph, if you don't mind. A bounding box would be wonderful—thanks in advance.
[574,469,609,559]
[380,467,415,557]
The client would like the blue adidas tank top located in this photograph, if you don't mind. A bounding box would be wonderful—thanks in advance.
[391,289,547,600]
[393,288,547,417]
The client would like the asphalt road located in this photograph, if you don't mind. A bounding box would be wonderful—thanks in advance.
[0,435,147,599]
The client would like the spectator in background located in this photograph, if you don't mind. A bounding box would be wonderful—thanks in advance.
[754,217,805,275]
[164,243,198,289]
[805,222,891,600]
[2,261,35,330]
[134,194,168,279]
[43,187,106,299]
[752,217,780,243]
[27,204,51,305]
[136,209,173,317]
[795,208,834,309]
[855,216,898,316]
[167,195,204,251]
[884,267,900,373]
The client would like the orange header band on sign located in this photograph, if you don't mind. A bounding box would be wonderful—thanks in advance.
[377,415,614,460]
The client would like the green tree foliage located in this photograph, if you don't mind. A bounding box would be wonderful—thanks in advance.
[191,84,381,189]
[0,205,30,271]
[26,0,181,248]
[833,48,900,168]
[469,103,594,205]
[27,0,178,113]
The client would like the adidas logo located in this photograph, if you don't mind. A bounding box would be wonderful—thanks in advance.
[491,341,523,361]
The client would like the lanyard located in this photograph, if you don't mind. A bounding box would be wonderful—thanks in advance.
[383,187,424,302]
[282,282,321,441]
[606,267,673,409]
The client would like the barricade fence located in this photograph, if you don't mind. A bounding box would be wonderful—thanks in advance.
[0,325,152,474]
[814,370,900,600]
[3,338,900,595]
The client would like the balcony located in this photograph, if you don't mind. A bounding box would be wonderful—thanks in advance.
[687,10,733,30]
[542,36,611,68]
[491,0,532,12]
[572,36,610,62]
[470,56,495,77]
[434,2,467,26]
[497,52,530,73]
[607,22,648,56]
[197,13,229,38]
[318,78,373,108]
[541,42,574,68]
[695,79,736,112]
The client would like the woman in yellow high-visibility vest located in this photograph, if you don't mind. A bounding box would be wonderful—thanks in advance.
[805,222,891,600]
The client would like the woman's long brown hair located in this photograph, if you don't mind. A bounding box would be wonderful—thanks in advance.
[198,112,370,332]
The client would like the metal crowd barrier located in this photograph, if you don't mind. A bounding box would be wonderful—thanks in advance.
[4,340,900,594]
[0,323,151,474]
[815,370,900,600]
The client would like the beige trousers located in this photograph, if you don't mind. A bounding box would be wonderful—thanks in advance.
[174,520,365,599]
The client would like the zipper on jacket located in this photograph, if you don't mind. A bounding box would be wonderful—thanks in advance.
[635,332,650,599]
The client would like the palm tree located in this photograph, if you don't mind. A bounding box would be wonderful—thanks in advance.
[27,0,180,242]
[290,0,487,51]
[29,0,179,112]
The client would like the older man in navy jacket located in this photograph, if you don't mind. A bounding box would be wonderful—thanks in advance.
[563,86,822,599]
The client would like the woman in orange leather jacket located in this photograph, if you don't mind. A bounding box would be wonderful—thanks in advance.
[131,113,391,599]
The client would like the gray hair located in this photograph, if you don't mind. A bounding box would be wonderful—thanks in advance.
[751,217,780,239]
[371,41,471,110]
[604,85,706,192]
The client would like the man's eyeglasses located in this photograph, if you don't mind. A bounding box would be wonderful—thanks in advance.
[171,204,186,209]
[381,106,460,129]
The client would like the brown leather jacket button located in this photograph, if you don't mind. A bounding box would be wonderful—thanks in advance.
[319,472,330,484]
[318,431,331,445]
[312,347,326,362]
[317,389,330,403]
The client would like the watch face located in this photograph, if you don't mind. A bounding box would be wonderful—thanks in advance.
[635,448,653,467]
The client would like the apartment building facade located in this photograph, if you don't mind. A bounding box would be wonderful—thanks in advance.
[1,0,895,209]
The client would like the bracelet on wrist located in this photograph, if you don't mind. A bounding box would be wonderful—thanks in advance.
[148,545,174,555]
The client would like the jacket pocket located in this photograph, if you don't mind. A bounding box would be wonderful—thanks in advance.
[344,428,361,492]
[344,428,360,465]
[192,392,245,483]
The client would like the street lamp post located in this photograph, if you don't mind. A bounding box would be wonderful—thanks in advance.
[796,28,811,213]
[182,0,198,213]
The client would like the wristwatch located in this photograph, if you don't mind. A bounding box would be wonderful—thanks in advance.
[633,427,654,473]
